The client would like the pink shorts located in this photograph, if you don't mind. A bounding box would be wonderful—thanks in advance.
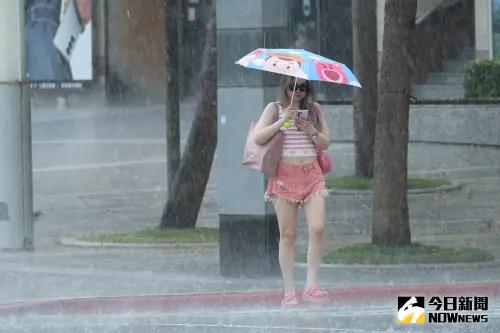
[264,160,328,206]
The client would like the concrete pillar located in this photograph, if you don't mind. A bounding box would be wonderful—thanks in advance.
[216,0,289,277]
[475,0,493,60]
[0,0,34,250]
[376,0,385,58]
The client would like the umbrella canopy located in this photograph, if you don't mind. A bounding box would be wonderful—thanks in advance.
[235,48,361,88]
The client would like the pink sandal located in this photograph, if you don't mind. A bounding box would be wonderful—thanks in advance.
[281,291,298,308]
[302,283,329,304]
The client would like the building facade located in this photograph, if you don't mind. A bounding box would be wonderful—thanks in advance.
[33,0,500,103]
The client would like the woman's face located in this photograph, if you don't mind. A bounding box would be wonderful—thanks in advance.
[286,78,308,102]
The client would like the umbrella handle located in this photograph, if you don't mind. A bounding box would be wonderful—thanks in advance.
[283,77,297,129]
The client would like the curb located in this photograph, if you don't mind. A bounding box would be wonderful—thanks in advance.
[59,237,218,250]
[298,259,500,270]
[329,183,461,195]
[1,281,499,316]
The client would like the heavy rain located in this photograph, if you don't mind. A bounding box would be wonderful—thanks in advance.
[0,0,499,332]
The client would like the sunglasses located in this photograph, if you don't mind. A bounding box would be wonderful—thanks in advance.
[288,83,309,92]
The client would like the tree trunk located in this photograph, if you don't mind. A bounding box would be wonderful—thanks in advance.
[160,1,217,229]
[372,0,417,246]
[352,0,377,178]
[165,0,181,196]
[178,0,187,98]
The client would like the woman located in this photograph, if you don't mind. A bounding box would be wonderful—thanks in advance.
[253,76,330,308]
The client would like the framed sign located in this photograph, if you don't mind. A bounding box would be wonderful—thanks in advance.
[26,0,93,88]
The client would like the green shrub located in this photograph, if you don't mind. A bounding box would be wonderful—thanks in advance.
[464,59,500,98]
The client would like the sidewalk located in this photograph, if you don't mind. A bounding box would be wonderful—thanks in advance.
[2,101,500,331]
[1,239,500,332]
[1,239,500,305]
[3,215,500,300]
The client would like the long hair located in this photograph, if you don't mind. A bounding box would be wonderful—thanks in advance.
[279,76,320,128]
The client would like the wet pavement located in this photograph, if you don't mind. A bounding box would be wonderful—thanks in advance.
[0,100,498,331]
[2,244,500,303]
[2,302,500,332]
[30,101,500,249]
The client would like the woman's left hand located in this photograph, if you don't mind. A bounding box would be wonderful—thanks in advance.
[295,118,316,135]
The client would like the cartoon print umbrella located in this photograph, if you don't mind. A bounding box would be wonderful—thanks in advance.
[236,48,361,86]
[235,48,361,127]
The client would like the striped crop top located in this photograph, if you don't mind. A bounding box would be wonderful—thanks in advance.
[277,104,317,157]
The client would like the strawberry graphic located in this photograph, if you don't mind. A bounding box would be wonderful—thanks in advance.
[313,61,347,83]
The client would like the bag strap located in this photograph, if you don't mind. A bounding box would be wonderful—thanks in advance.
[273,102,280,122]
[308,102,321,130]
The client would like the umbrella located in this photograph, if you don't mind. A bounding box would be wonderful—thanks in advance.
[235,48,361,127]
[236,48,361,86]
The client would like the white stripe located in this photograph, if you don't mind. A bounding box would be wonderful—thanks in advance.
[33,159,166,172]
[285,133,309,138]
[285,140,311,143]
[33,139,165,145]
[284,141,314,144]
[283,141,314,147]
[284,138,313,141]
[283,153,316,156]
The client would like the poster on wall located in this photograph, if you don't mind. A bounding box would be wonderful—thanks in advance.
[26,0,93,88]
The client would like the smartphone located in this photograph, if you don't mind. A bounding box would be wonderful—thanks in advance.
[292,109,308,131]
[53,0,83,62]
[296,109,309,120]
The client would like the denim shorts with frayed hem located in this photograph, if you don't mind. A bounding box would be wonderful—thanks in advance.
[264,160,328,206]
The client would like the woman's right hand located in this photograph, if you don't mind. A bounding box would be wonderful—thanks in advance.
[282,107,297,121]
[281,107,296,128]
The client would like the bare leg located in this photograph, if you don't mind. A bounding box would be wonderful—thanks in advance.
[303,195,326,289]
[273,198,299,293]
